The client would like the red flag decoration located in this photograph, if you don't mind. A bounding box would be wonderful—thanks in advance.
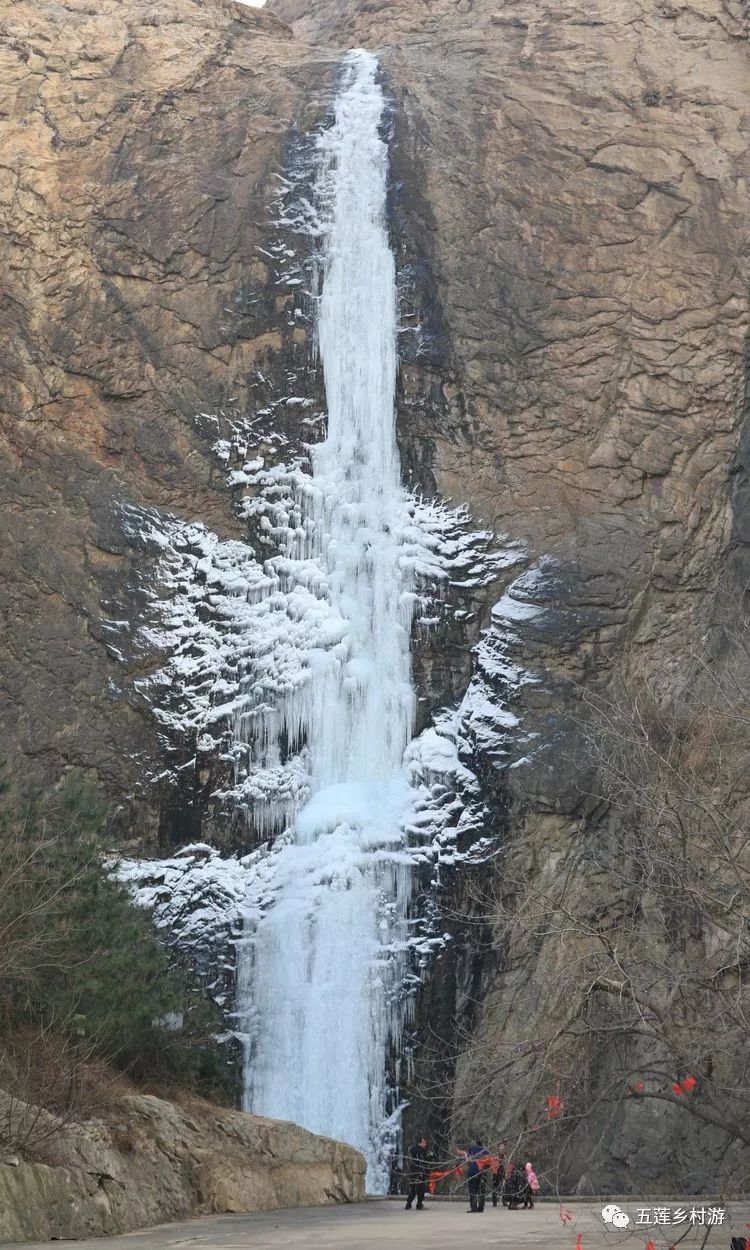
[546,1093,564,1119]
[427,1153,498,1192]
[672,1076,698,1096]
[575,1234,584,1250]
[645,1240,657,1250]
[426,1164,463,1193]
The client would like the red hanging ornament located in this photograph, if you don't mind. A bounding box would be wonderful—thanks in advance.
[546,1093,564,1119]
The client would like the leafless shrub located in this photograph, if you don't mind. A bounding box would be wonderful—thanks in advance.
[438,585,750,1192]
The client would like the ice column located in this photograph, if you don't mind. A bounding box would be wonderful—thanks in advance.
[241,50,415,1191]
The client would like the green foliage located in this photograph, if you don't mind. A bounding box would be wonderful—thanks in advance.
[0,766,234,1103]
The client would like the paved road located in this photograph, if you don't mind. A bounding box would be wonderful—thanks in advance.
[11,1199,750,1250]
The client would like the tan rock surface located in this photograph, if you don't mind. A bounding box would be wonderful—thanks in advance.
[273,0,749,611]
[1,0,750,1198]
[0,1091,365,1244]
[0,0,335,829]
[269,0,750,1188]
[4,0,745,813]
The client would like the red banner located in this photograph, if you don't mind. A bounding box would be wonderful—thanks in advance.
[426,1155,500,1193]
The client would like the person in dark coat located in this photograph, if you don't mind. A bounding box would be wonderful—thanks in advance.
[404,1137,432,1210]
[491,1143,507,1207]
[504,1160,524,1210]
[466,1141,490,1213]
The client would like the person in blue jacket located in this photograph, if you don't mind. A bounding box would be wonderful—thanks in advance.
[465,1141,490,1213]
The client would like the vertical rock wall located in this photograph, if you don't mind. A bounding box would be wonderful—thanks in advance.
[1,0,749,1192]
[0,0,337,842]
[271,0,750,1188]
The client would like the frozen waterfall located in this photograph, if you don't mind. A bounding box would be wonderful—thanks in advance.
[240,50,416,1189]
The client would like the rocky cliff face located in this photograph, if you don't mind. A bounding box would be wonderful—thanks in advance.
[0,0,337,841]
[2,0,749,1195]
[271,0,750,1191]
[0,1091,364,1243]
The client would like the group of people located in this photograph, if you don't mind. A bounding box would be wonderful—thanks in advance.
[403,1137,540,1213]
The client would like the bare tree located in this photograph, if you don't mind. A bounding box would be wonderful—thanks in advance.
[443,588,750,1194]
[0,1018,123,1159]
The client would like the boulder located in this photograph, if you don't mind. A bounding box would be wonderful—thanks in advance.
[0,1092,365,1244]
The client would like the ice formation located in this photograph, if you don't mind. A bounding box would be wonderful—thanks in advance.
[114,49,546,1194]
[236,50,416,1189]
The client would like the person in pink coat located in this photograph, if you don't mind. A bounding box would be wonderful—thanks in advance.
[523,1161,540,1208]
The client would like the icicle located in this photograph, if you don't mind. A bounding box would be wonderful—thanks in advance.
[240,50,414,1191]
